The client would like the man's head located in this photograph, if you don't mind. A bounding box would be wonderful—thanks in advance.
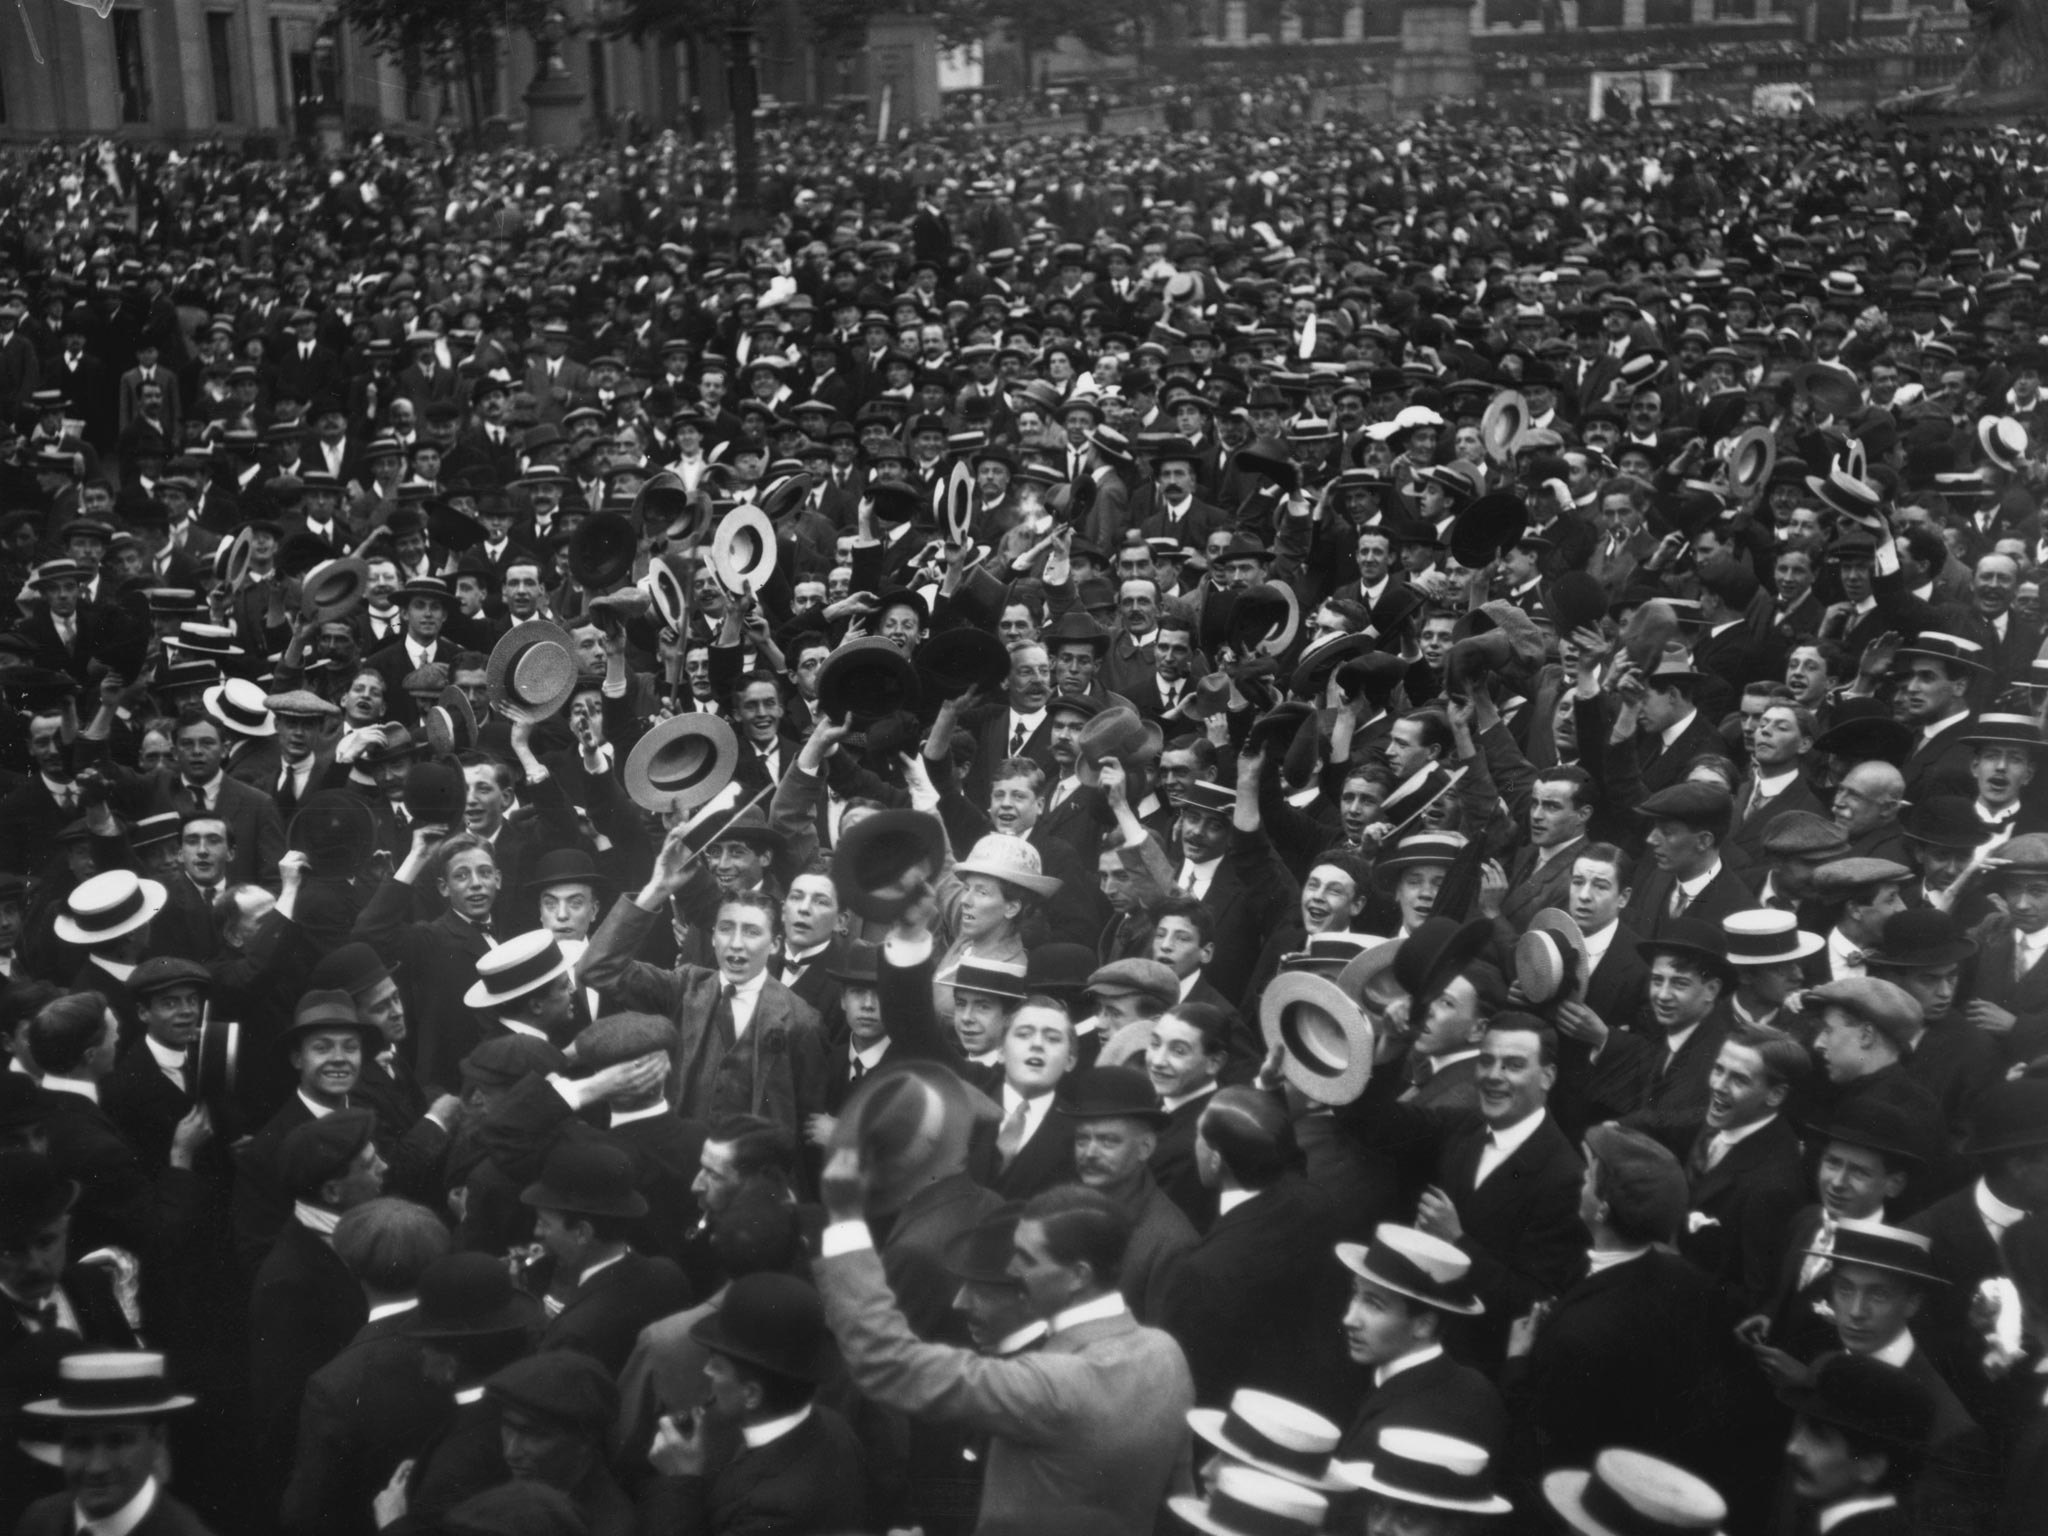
[1642,933,1727,1037]
[1705,1024,1807,1132]
[1194,1086,1297,1193]
[1568,845,1630,934]
[1338,1224,1474,1368]
[1831,762,1903,839]
[1528,769,1592,851]
[1065,1066,1167,1195]
[1148,896,1215,980]
[692,1116,796,1214]
[1808,978,1921,1084]
[1008,1185,1130,1319]
[1474,1017,1555,1129]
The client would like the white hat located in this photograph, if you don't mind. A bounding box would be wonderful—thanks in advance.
[203,676,276,738]
[1167,1464,1327,1536]
[54,871,168,948]
[1336,1427,1513,1514]
[1187,1389,1345,1492]
[952,833,1061,900]
[1543,1449,1726,1536]
[463,931,572,1010]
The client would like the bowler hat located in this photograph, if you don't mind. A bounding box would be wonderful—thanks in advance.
[56,871,167,948]
[1448,491,1528,569]
[526,848,612,894]
[830,809,948,923]
[290,791,379,880]
[1899,796,1993,850]
[403,761,467,826]
[918,628,1012,699]
[817,637,921,722]
[690,1272,834,1381]
[1862,908,1975,970]
[1389,916,1494,1013]
[519,1137,648,1220]
[411,1252,542,1338]
[1635,918,1734,983]
[485,1351,618,1436]
[1056,1065,1168,1126]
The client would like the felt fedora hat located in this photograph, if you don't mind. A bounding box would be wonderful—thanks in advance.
[464,930,574,1010]
[709,503,778,594]
[1187,1389,1347,1492]
[829,1059,1000,1207]
[567,511,637,592]
[301,556,368,624]
[1390,915,1494,1009]
[486,620,579,724]
[25,1351,195,1421]
[289,790,379,880]
[623,713,739,814]
[1543,1449,1727,1536]
[1077,702,1163,768]
[55,871,167,947]
[817,636,921,723]
[1480,389,1528,461]
[1260,970,1374,1106]
[1167,1465,1328,1536]
[943,1201,1028,1285]
[1334,1223,1483,1315]
[634,469,706,542]
[831,809,948,923]
[1518,907,1591,1006]
[410,1252,543,1339]
[1448,490,1528,570]
[1337,1427,1513,1515]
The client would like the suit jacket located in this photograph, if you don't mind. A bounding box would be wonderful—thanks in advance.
[352,877,496,1096]
[1149,1089,1220,1233]
[1582,924,1652,1037]
[1621,861,1758,944]
[1155,1173,1353,1416]
[1193,826,1302,1013]
[35,1085,197,1267]
[1635,712,1727,794]
[579,899,827,1140]
[1342,1346,1508,1461]
[250,1219,371,1497]
[1905,1183,2007,1372]
[819,1245,1195,1536]
[1496,836,1585,940]
[102,1036,196,1172]
[1965,926,2048,1063]
[16,1489,218,1536]
[1676,1113,1808,1316]
[1578,1012,1729,1157]
[1727,772,1828,872]
[281,1309,450,1536]
[1903,713,1982,808]
[540,1249,692,1375]
[159,773,288,888]
[638,1404,867,1536]
[968,1094,1077,1200]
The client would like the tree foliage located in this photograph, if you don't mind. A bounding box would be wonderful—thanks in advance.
[336,0,549,83]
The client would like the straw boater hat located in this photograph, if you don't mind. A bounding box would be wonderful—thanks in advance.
[1187,1389,1347,1492]
[1543,1448,1726,1536]
[55,871,167,948]
[1336,1427,1514,1516]
[1334,1224,1484,1315]
[463,932,574,1011]
[26,1351,196,1420]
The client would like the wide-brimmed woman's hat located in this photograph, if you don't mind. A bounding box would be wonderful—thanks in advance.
[954,833,1061,899]
[486,620,579,724]
[622,713,739,814]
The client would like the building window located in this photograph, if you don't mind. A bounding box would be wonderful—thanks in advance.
[207,13,236,121]
[112,10,151,123]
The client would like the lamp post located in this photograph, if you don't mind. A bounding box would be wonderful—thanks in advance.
[726,5,761,232]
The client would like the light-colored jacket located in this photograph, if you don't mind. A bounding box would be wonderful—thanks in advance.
[820,1243,1195,1533]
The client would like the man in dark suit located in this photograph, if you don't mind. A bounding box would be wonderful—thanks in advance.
[249,1110,384,1512]
[1621,783,1756,943]
[1631,656,1728,795]
[364,577,463,711]
[1335,1223,1507,1459]
[964,1001,1079,1201]
[17,558,103,686]
[962,642,1060,809]
[1170,775,1300,1012]
[1505,1123,1750,1501]
[1727,702,1828,872]
[1964,834,2048,1064]
[14,1351,217,1536]
[1156,1087,1355,1416]
[1894,633,1986,808]
[1485,768,1592,950]
[1573,919,1734,1156]
[1337,1013,1588,1373]
[522,1137,691,1375]
[640,1272,867,1534]
[0,707,91,879]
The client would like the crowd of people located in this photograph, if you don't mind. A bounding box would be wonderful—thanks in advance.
[0,87,2047,1536]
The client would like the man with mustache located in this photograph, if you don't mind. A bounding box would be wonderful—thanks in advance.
[1058,1066,1194,1322]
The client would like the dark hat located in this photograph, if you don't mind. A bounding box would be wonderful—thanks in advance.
[403,761,467,827]
[439,1486,587,1536]
[460,1034,570,1090]
[817,637,921,722]
[520,1137,647,1219]
[1637,781,1734,838]
[1333,1223,1481,1315]
[485,1350,617,1436]
[277,1107,378,1200]
[573,1012,680,1071]
[278,988,373,1054]
[567,512,637,592]
[1808,1217,1943,1284]
[825,941,881,986]
[1055,1065,1168,1126]
[1391,916,1495,1010]
[918,628,1012,698]
[526,848,612,894]
[1448,491,1528,569]
[1024,941,1097,1000]
[1863,908,1976,970]
[1966,1077,2048,1157]
[690,803,786,858]
[1809,1099,1926,1166]
[410,1251,541,1338]
[1583,1123,1690,1244]
[126,956,212,1000]
[306,941,395,1003]
[688,1272,832,1381]
[1760,810,1852,861]
[0,1150,79,1238]
[943,1202,1027,1286]
[1779,1352,1935,1450]
[831,809,948,923]
[1635,918,1734,983]
[1899,796,1994,850]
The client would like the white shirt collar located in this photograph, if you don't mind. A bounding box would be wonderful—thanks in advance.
[294,1200,342,1236]
[1976,1177,2027,1239]
[1050,1291,1127,1334]
[144,1035,187,1086]
[1585,1244,1652,1275]
[1710,1112,1777,1154]
[1485,1105,1546,1157]
[610,1101,669,1128]
[91,956,136,983]
[1374,1341,1443,1387]
[1176,969,1202,1001]
[1658,706,1699,749]
[1869,1329,1916,1368]
[77,1476,159,1536]
[367,1298,418,1323]
[1754,765,1799,796]
[852,1037,890,1071]
[994,1321,1049,1355]
[741,1403,813,1450]
[1660,1020,1703,1060]
[1674,860,1721,898]
[1817,1496,1899,1536]
[298,1088,340,1117]
[38,1074,98,1105]
[1921,709,1969,744]
[1161,1081,1217,1113]
[1217,1187,1260,1218]
[579,1251,628,1288]
[1580,919,1618,965]
[499,1018,548,1039]
[453,1385,487,1405]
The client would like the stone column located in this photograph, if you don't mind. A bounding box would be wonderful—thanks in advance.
[1344,1,1366,38]
[1223,0,1248,42]
[1622,0,1646,24]
[1394,0,1477,105]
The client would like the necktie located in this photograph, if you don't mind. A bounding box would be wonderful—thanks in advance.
[54,786,73,811]
[10,1298,57,1332]
[1669,884,1691,918]
[850,1053,867,1083]
[1798,1219,1836,1292]
[997,1101,1029,1166]
[1010,721,1029,754]
[1703,1132,1729,1171]
[719,982,737,1039]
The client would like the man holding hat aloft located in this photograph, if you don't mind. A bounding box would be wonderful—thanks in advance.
[1057,1065,1196,1321]
[1963,832,2048,1062]
[15,1351,210,1536]
[643,1271,867,1536]
[1335,1223,1505,1461]
[249,1107,387,1505]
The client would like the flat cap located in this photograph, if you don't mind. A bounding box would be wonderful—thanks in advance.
[1992,832,2048,874]
[1085,958,1179,1010]
[264,689,340,718]
[127,956,212,998]
[1809,858,1913,896]
[1760,811,1852,859]
[1637,781,1734,833]
[459,1035,569,1089]
[1805,976,1923,1050]
[485,1350,618,1435]
[277,1107,377,1200]
[573,1011,678,1069]
[1584,1122,1689,1244]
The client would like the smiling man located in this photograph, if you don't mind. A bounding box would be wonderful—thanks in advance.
[15,1350,209,1536]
